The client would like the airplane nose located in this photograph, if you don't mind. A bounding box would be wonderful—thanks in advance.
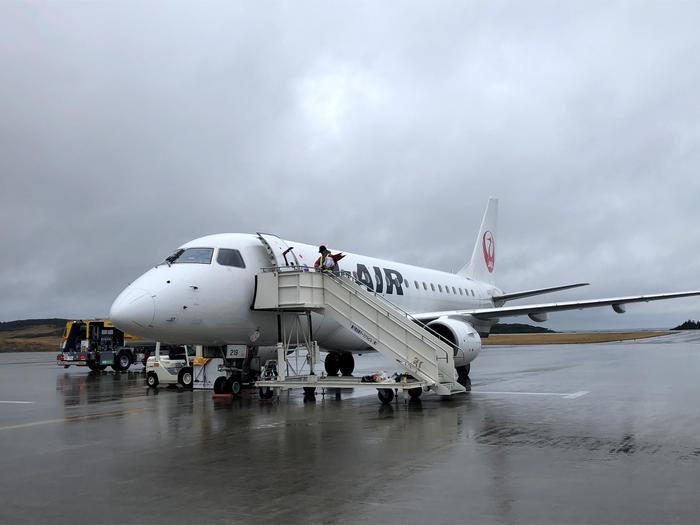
[109,287,156,331]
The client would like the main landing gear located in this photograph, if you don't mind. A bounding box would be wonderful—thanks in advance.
[456,364,471,388]
[324,352,355,376]
[213,373,244,395]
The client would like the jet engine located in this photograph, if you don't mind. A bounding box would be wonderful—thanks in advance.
[426,317,481,368]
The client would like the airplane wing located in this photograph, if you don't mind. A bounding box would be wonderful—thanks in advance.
[412,290,700,323]
[493,283,589,304]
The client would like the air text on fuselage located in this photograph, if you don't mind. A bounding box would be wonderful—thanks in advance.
[343,263,404,295]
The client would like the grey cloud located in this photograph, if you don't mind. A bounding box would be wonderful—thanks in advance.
[1,0,700,329]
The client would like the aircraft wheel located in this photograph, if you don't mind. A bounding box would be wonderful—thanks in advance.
[408,388,422,399]
[87,361,100,372]
[146,372,159,388]
[456,365,470,387]
[377,388,395,405]
[213,376,227,394]
[259,387,274,400]
[178,367,193,389]
[303,387,316,396]
[339,353,355,376]
[324,352,340,376]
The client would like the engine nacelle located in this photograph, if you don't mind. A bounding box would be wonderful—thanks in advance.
[426,317,482,368]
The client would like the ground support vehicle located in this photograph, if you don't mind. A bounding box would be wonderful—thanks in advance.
[208,345,262,395]
[56,320,151,372]
[145,342,194,388]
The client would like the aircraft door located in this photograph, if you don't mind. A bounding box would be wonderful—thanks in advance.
[256,233,299,267]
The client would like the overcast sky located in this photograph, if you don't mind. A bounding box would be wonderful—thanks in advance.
[1,1,699,329]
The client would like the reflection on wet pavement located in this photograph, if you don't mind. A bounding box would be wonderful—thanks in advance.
[1,338,700,524]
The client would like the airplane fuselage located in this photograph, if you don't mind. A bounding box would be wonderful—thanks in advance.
[110,198,700,380]
[110,233,500,353]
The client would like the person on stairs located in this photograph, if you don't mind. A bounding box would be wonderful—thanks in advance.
[315,245,344,273]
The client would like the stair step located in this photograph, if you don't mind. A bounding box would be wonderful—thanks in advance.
[435,382,467,395]
[254,269,463,396]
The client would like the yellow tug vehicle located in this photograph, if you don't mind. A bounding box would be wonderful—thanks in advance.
[56,319,151,372]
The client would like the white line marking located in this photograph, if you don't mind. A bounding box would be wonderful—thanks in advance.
[0,400,35,404]
[471,390,590,399]
[563,390,590,399]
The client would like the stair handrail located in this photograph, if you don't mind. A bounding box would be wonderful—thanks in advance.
[323,271,455,364]
[258,266,457,364]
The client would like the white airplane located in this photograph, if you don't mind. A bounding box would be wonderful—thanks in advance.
[109,198,700,385]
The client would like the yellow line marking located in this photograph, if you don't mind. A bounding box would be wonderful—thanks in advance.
[0,407,151,432]
[0,419,64,431]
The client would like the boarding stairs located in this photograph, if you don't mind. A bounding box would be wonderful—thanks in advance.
[253,267,465,396]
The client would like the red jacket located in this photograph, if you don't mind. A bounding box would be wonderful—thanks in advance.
[314,252,346,268]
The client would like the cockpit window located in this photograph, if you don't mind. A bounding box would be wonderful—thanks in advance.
[165,247,214,265]
[217,248,246,268]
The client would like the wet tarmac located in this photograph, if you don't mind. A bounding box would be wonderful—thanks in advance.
[2,333,700,524]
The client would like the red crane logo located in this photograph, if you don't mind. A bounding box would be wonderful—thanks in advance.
[482,231,495,273]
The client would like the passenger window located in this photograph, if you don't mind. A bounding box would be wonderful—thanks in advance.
[430,283,435,292]
[438,285,443,292]
[405,280,409,289]
[169,247,214,264]
[414,280,419,289]
[445,285,450,294]
[471,289,475,296]
[459,288,464,295]
[452,286,457,294]
[423,282,427,290]
[217,248,246,268]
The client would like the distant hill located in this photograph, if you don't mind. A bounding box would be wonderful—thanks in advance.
[672,320,700,330]
[0,319,70,352]
[491,323,556,334]
[0,318,69,333]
